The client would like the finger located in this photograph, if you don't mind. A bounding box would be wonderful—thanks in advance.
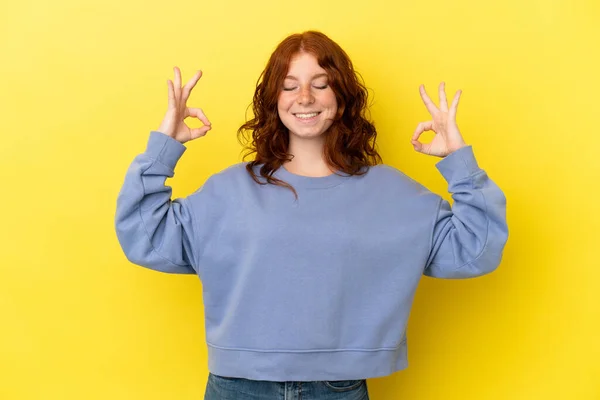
[185,107,211,126]
[419,84,439,115]
[411,121,434,154]
[411,121,434,142]
[448,89,461,121]
[411,137,430,154]
[167,79,175,109]
[182,70,203,103]
[439,82,448,112]
[173,66,182,102]
[190,126,212,138]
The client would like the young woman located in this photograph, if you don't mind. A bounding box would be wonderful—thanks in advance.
[115,31,508,400]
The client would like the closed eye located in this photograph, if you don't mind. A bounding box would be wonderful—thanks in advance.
[282,85,329,91]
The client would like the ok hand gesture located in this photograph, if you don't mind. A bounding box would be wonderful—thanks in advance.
[157,67,212,144]
[411,82,467,158]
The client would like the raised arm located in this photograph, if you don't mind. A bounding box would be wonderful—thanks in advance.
[114,67,214,274]
[411,82,508,278]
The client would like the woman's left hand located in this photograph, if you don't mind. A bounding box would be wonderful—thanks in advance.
[411,82,468,158]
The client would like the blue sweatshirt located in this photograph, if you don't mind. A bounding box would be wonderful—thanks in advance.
[115,130,508,381]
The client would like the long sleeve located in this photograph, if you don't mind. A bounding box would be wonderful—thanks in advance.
[114,131,209,274]
[423,145,508,279]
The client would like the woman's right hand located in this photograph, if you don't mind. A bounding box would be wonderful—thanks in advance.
[156,66,211,144]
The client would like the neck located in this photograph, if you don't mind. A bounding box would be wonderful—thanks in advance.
[283,135,333,177]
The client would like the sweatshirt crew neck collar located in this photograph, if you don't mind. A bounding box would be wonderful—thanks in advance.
[273,165,352,189]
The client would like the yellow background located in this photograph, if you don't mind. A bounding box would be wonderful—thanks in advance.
[1,0,598,398]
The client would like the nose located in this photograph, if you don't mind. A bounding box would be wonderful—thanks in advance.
[297,86,315,105]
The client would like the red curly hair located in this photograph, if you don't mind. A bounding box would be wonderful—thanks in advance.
[237,30,382,197]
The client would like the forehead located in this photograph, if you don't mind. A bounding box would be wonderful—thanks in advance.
[285,52,327,77]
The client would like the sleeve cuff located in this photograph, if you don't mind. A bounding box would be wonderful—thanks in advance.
[435,145,481,182]
[145,131,187,170]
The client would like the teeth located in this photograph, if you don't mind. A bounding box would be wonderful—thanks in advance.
[295,112,319,119]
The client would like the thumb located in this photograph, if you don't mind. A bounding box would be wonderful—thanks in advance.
[190,125,212,139]
[411,139,428,154]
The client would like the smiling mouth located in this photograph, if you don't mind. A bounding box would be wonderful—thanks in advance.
[293,112,321,120]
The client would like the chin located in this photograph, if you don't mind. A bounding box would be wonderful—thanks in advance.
[289,125,332,139]
[283,118,333,140]
[289,131,325,140]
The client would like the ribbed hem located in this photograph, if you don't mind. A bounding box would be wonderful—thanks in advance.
[206,342,408,381]
[435,145,480,182]
[145,131,187,170]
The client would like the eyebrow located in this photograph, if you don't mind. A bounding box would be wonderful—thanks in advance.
[284,73,328,80]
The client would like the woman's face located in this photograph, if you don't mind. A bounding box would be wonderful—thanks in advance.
[277,52,338,142]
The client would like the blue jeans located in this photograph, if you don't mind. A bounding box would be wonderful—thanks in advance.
[204,373,369,400]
